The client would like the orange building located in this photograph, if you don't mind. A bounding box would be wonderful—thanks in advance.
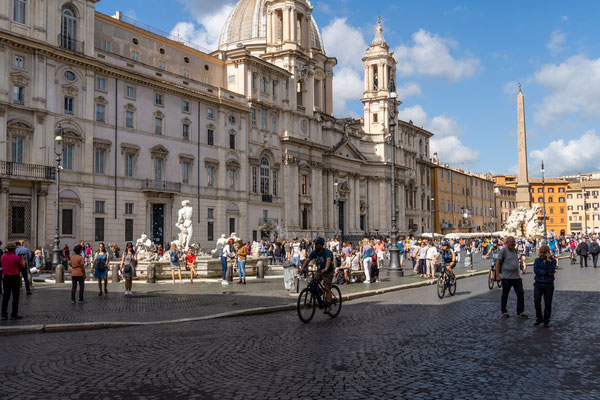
[529,178,570,236]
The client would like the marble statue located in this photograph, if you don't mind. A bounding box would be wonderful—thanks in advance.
[135,233,158,261]
[503,205,545,239]
[176,200,193,251]
[211,234,228,257]
[251,241,262,258]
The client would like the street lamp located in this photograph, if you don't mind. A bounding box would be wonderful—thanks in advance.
[541,161,547,243]
[387,91,403,276]
[333,181,339,238]
[52,125,64,282]
[431,197,435,233]
[489,207,494,232]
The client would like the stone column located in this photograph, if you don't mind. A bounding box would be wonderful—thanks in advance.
[283,163,292,229]
[0,44,8,104]
[283,8,290,41]
[348,178,356,233]
[325,72,333,115]
[267,11,273,44]
[397,181,407,235]
[355,177,361,232]
[311,165,322,230]
[290,162,299,228]
[0,107,6,162]
[379,179,388,232]
[327,171,334,233]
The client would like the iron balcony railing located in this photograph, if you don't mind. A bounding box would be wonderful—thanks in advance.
[141,179,181,193]
[58,34,84,53]
[0,161,55,180]
[258,218,278,227]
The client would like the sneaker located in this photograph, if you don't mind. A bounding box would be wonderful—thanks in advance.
[518,313,528,319]
[502,313,510,319]
[221,280,230,285]
[534,319,544,326]
[10,315,23,320]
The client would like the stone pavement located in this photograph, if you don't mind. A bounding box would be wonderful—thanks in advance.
[0,255,493,331]
[0,258,598,399]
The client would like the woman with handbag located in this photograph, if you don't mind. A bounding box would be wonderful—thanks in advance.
[120,242,136,296]
[93,242,110,296]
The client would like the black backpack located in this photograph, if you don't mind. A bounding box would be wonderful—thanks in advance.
[591,242,600,255]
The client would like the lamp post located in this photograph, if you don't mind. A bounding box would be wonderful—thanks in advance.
[333,181,339,238]
[582,176,589,236]
[541,161,547,243]
[52,125,64,282]
[387,91,402,276]
[431,197,435,233]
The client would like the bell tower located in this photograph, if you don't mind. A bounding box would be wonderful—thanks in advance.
[361,17,400,135]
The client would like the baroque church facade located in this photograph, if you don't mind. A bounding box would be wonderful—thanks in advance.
[0,0,432,250]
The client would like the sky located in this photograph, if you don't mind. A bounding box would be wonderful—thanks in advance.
[95,0,600,178]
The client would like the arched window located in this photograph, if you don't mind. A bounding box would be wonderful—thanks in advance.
[260,157,270,194]
[61,5,77,50]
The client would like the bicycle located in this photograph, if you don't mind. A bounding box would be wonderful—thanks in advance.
[297,271,342,323]
[487,260,502,290]
[436,263,456,299]
[570,250,577,265]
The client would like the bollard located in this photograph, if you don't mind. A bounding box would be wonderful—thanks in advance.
[112,264,120,283]
[256,260,265,279]
[55,264,64,284]
[147,263,156,283]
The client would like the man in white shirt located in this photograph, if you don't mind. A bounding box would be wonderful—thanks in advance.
[453,242,462,263]
[425,241,438,279]
[291,237,302,266]
[330,237,340,253]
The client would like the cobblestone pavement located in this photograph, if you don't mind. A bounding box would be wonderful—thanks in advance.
[1,256,492,326]
[1,259,599,399]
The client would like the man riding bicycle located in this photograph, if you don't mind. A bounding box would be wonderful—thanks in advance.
[300,237,334,313]
[433,241,456,279]
[484,239,501,261]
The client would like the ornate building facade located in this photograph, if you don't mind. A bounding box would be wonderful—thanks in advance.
[0,0,432,250]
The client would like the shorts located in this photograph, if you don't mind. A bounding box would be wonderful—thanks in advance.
[316,271,333,290]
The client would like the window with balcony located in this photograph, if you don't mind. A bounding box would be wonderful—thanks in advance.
[154,158,163,181]
[60,6,77,50]
[11,137,24,164]
[13,85,25,105]
[260,157,270,194]
[64,96,74,115]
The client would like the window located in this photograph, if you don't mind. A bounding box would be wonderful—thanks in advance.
[95,200,105,214]
[125,111,134,128]
[559,197,565,203]
[13,85,24,105]
[95,218,104,241]
[207,167,214,187]
[183,123,190,140]
[204,77,210,85]
[14,0,26,23]
[229,75,235,84]
[272,113,277,131]
[252,72,257,90]
[182,162,190,184]
[155,93,163,105]
[229,170,236,190]
[14,54,25,69]
[154,117,163,135]
[62,209,73,235]
[95,149,105,174]
[229,133,235,149]
[548,188,554,193]
[538,197,543,203]
[101,40,111,52]
[10,203,26,235]
[560,207,565,214]
[373,113,378,123]
[63,144,73,170]
[251,166,258,193]
[125,153,134,177]
[272,81,277,96]
[548,197,553,203]
[261,109,268,129]
[567,205,573,211]
[207,208,214,219]
[96,77,106,91]
[261,76,267,92]
[158,61,166,70]
[229,217,235,235]
[207,221,214,241]
[60,6,77,49]
[578,205,584,211]
[124,203,134,215]
[126,85,135,98]
[272,169,278,196]
[301,175,308,195]
[64,96,74,115]
[183,68,190,79]
[549,207,554,214]
[207,108,214,119]
[538,188,543,193]
[260,157,270,194]
[125,219,134,242]
[251,108,257,126]
[11,137,24,164]
[577,193,583,199]
[567,194,573,199]
[96,104,105,122]
[207,129,214,146]
[131,50,140,61]
[182,100,190,112]
[559,187,565,193]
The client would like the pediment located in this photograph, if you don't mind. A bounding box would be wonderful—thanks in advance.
[150,144,169,155]
[328,137,368,161]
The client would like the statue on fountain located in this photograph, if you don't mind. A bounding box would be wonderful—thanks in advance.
[176,200,193,251]
[503,204,545,239]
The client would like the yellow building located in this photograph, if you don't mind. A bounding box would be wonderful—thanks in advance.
[566,180,600,235]
[529,178,569,236]
[493,175,517,230]
[431,155,497,233]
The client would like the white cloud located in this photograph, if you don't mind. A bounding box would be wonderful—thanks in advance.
[394,29,481,81]
[396,82,422,99]
[431,136,480,164]
[397,105,428,126]
[547,30,566,55]
[533,55,600,127]
[529,130,600,176]
[170,1,235,51]
[322,18,367,117]
[429,115,462,137]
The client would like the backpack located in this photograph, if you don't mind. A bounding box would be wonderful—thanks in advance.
[591,242,600,255]
[170,251,179,264]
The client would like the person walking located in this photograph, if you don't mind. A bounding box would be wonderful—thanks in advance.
[361,239,374,284]
[170,243,182,284]
[417,241,427,278]
[120,243,136,295]
[576,239,589,268]
[0,241,4,296]
[236,240,247,284]
[496,236,527,319]
[15,241,32,295]
[533,244,556,328]
[70,244,86,304]
[425,241,438,279]
[589,239,600,268]
[92,242,110,296]
[1,243,24,320]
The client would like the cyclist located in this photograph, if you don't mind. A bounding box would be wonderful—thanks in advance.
[569,239,577,263]
[300,237,334,313]
[516,239,527,273]
[484,239,501,260]
[433,241,457,279]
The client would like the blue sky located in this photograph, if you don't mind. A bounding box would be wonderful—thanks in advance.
[95,0,600,177]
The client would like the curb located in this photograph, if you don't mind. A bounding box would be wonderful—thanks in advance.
[0,264,533,337]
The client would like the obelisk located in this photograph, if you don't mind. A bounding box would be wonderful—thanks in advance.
[516,85,531,207]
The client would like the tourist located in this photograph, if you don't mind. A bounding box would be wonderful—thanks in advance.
[374,239,386,270]
[15,241,32,295]
[411,241,420,273]
[1,243,24,320]
[0,241,4,296]
[291,237,301,267]
[170,243,182,284]
[453,242,462,263]
[589,239,600,268]
[33,250,43,273]
[426,241,438,279]
[157,244,164,257]
[533,244,556,328]
[120,243,136,295]
[92,242,110,296]
[186,248,197,283]
[70,244,86,304]
[576,239,589,268]
[85,243,93,268]
[222,238,235,285]
[236,240,247,284]
[496,236,527,319]
[361,239,374,284]
[418,241,427,278]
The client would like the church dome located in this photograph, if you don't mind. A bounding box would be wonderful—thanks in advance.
[218,0,324,52]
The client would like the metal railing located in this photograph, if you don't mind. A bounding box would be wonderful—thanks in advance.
[258,218,278,227]
[141,179,181,193]
[262,194,273,203]
[58,34,84,53]
[0,161,55,180]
